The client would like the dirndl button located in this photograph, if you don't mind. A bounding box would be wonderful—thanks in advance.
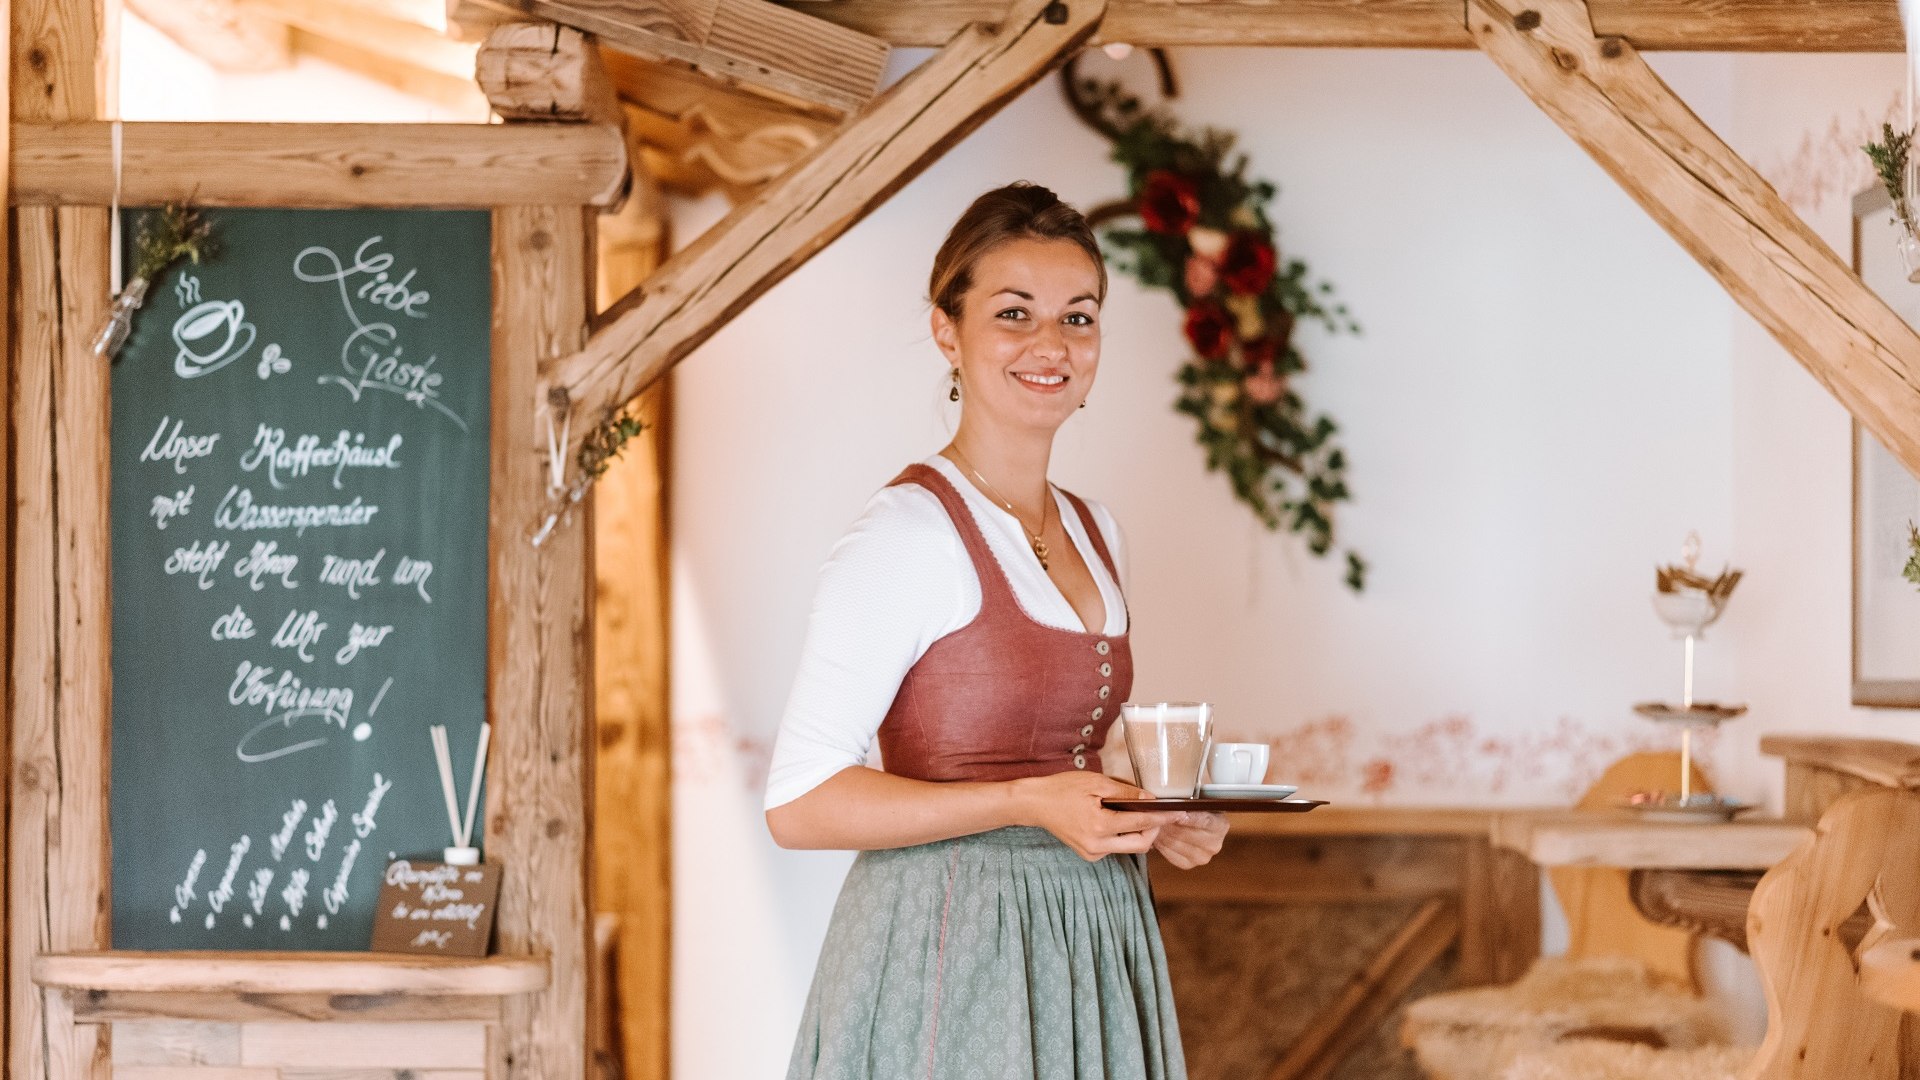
[1073,754,1087,769]
[1098,685,1111,700]
[1080,724,1095,737]
[1098,662,1112,678]
[1072,743,1086,754]
[1095,640,1111,655]
[1091,706,1104,722]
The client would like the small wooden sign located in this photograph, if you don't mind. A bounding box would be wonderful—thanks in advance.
[369,859,501,957]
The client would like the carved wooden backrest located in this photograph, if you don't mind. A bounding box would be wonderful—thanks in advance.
[1745,787,1920,1080]
[1551,751,1711,990]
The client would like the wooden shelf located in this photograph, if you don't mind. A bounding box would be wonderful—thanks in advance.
[33,951,549,996]
[1492,811,1810,870]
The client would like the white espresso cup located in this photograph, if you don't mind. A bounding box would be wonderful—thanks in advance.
[1207,742,1270,786]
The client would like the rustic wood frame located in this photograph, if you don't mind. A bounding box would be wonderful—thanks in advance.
[6,3,615,1078]
[11,0,1920,1078]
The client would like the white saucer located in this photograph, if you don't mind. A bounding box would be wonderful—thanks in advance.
[1198,783,1299,800]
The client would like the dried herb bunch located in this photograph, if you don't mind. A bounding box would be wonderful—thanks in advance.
[577,407,648,480]
[1864,123,1917,233]
[1905,522,1920,590]
[133,203,217,283]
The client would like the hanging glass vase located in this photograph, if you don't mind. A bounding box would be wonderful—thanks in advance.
[90,276,149,360]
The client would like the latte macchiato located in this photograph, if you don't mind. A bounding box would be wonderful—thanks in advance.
[1121,702,1214,798]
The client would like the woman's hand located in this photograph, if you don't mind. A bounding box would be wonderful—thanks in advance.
[1011,772,1188,862]
[1153,812,1228,869]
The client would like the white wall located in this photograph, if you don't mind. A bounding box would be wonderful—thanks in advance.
[663,46,1920,1075]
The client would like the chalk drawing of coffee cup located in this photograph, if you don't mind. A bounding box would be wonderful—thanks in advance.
[172,298,256,379]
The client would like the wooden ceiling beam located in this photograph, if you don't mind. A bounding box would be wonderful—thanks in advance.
[234,0,479,80]
[784,0,1901,51]
[1473,0,1920,480]
[125,0,293,72]
[11,120,629,206]
[544,0,1104,458]
[476,23,623,124]
[452,0,889,115]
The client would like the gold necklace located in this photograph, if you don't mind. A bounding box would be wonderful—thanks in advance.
[948,447,1052,570]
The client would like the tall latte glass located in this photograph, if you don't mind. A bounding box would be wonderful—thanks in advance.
[1121,701,1214,798]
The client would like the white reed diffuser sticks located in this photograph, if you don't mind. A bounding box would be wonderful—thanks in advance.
[430,722,490,865]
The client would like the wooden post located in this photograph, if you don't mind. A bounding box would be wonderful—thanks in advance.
[1471,0,1920,483]
[548,0,1105,456]
[487,205,596,1080]
[11,0,114,1077]
[591,168,670,1080]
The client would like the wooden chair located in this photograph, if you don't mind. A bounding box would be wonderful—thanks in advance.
[1500,785,1920,1079]
[1402,752,1728,1079]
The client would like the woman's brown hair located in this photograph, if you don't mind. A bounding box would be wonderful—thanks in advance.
[928,182,1106,318]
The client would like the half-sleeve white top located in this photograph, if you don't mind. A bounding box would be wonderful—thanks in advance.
[764,455,1129,810]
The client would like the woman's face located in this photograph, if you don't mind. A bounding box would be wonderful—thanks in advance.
[933,237,1102,436]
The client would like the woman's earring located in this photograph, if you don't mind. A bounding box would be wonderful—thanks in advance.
[1078,399,1087,410]
[949,369,961,402]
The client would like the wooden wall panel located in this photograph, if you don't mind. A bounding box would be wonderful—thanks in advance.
[486,206,594,1079]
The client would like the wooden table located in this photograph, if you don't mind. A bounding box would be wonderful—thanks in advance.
[1490,809,1811,869]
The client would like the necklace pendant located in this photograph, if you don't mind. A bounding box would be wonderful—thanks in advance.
[1031,536,1050,569]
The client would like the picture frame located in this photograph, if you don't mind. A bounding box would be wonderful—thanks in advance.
[1850,185,1920,707]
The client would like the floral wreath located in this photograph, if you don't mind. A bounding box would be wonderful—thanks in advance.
[1065,56,1364,591]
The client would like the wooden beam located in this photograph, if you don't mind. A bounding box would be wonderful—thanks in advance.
[456,0,888,114]
[486,205,595,1080]
[1265,897,1459,1080]
[591,170,671,1080]
[547,0,1103,455]
[124,0,292,72]
[780,0,1902,51]
[235,0,478,79]
[12,3,114,1080]
[11,121,629,207]
[477,23,622,124]
[1473,0,1920,484]
[286,28,488,114]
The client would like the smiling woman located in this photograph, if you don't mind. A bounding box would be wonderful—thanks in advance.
[764,183,1226,1080]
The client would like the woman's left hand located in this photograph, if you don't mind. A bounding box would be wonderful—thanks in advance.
[1152,812,1228,869]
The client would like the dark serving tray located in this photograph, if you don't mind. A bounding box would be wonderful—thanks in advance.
[1100,798,1328,813]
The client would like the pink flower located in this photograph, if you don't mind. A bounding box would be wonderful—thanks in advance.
[1183,255,1220,298]
[1243,361,1285,406]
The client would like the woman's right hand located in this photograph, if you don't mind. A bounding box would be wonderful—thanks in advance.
[1010,772,1189,862]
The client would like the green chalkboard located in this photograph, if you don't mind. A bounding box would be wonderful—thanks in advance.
[110,208,491,951]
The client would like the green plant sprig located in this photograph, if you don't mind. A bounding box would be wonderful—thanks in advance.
[577,407,648,480]
[1904,522,1920,590]
[131,204,216,284]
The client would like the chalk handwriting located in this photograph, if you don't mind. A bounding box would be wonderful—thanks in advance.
[239,425,404,491]
[394,556,434,603]
[206,836,251,917]
[168,849,208,925]
[234,541,300,591]
[410,929,454,948]
[173,297,257,380]
[175,273,202,308]
[210,604,256,641]
[270,800,309,862]
[150,485,193,530]
[232,662,355,764]
[246,867,274,928]
[318,549,385,599]
[215,485,379,536]
[322,838,361,915]
[279,867,311,929]
[297,237,467,431]
[303,800,338,862]
[294,236,432,321]
[165,539,230,590]
[140,416,220,474]
[270,609,327,664]
[335,623,393,665]
[352,773,392,838]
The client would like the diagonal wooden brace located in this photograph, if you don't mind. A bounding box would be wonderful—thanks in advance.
[1472,0,1920,480]
[543,0,1105,463]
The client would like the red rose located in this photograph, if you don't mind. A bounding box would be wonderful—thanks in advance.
[1138,170,1201,235]
[1221,231,1277,296]
[1183,301,1234,360]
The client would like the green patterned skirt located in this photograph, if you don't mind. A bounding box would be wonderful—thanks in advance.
[786,827,1188,1080]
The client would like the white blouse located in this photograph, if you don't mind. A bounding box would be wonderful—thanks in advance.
[763,455,1129,810]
